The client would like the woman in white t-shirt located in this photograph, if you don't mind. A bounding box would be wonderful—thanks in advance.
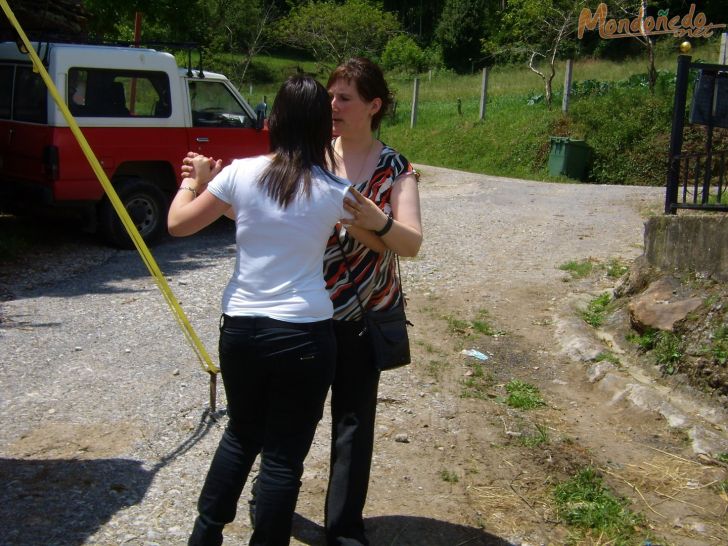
[168,75,352,546]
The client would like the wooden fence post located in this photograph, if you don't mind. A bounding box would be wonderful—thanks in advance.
[479,67,489,121]
[562,59,574,113]
[410,77,420,128]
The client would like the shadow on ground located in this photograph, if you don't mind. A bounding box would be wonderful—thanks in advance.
[0,456,153,545]
[0,213,236,303]
[291,513,513,546]
[0,409,223,545]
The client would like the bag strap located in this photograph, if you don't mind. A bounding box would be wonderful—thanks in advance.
[334,224,406,326]
[335,234,368,321]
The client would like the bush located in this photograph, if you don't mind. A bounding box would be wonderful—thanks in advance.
[569,78,674,185]
[382,35,427,74]
[654,331,683,375]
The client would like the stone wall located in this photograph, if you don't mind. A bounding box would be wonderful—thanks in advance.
[644,215,728,281]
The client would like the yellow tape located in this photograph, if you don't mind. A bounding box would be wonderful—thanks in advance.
[0,0,219,375]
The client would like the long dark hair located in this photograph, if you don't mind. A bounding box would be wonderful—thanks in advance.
[258,75,335,207]
[327,57,392,131]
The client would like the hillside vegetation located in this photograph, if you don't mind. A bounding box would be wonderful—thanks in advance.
[74,1,728,187]
[239,38,725,186]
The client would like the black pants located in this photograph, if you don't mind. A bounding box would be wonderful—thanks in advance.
[324,320,381,546]
[189,315,336,546]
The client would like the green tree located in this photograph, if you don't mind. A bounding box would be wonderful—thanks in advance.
[200,0,277,83]
[276,0,401,66]
[485,0,588,107]
[0,0,88,40]
[381,34,431,72]
[435,0,489,72]
[84,0,277,84]
[84,0,204,43]
[603,0,681,94]
[382,0,447,41]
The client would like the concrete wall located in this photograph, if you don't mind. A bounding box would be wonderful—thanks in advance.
[644,215,728,281]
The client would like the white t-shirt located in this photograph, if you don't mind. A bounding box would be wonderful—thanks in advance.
[207,155,350,322]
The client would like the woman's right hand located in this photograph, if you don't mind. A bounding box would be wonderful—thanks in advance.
[181,151,235,219]
[180,151,222,193]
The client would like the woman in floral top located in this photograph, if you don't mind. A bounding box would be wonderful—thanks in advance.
[323,57,423,546]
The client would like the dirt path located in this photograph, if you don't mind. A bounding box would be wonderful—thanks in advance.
[1,167,726,545]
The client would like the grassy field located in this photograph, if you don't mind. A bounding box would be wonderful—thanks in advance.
[239,37,723,185]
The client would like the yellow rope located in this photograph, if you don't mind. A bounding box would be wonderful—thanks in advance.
[0,0,219,375]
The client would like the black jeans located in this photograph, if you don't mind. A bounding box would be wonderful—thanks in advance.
[189,315,337,546]
[324,320,381,546]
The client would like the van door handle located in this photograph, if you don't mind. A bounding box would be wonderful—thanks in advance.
[196,137,209,143]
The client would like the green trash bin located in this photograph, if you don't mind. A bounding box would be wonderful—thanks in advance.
[548,137,592,180]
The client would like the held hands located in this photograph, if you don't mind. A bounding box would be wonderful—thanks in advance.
[180,151,222,193]
[342,187,389,233]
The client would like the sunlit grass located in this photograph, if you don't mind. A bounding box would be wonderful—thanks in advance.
[582,292,612,328]
[227,37,722,182]
[559,259,595,279]
[505,380,545,409]
[554,468,649,543]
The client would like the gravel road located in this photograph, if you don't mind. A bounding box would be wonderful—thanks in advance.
[4,167,724,546]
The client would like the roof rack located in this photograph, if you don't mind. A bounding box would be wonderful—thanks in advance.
[2,32,205,78]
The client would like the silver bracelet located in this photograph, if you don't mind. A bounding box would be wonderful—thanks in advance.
[178,186,197,197]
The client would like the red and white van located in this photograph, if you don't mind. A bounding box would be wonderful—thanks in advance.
[0,41,270,247]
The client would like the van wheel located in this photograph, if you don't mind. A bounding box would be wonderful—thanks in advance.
[99,178,168,249]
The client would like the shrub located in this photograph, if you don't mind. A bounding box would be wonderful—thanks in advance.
[381,35,428,74]
[627,328,659,351]
[569,77,674,185]
[654,331,683,375]
[712,326,728,365]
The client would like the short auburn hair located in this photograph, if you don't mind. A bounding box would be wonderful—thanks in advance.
[327,57,393,131]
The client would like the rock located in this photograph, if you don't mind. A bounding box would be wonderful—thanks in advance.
[688,425,728,456]
[587,361,616,383]
[614,255,659,297]
[395,433,410,443]
[628,277,703,332]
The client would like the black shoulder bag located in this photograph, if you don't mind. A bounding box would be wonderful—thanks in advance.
[336,236,412,371]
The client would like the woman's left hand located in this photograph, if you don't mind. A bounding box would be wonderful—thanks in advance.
[343,187,389,232]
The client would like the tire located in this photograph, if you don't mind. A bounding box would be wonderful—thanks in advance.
[98,178,169,249]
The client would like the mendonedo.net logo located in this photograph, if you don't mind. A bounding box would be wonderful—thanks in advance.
[578,3,725,40]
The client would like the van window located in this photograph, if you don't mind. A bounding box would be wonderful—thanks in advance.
[190,80,255,128]
[13,65,47,123]
[69,68,171,118]
[0,64,12,119]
